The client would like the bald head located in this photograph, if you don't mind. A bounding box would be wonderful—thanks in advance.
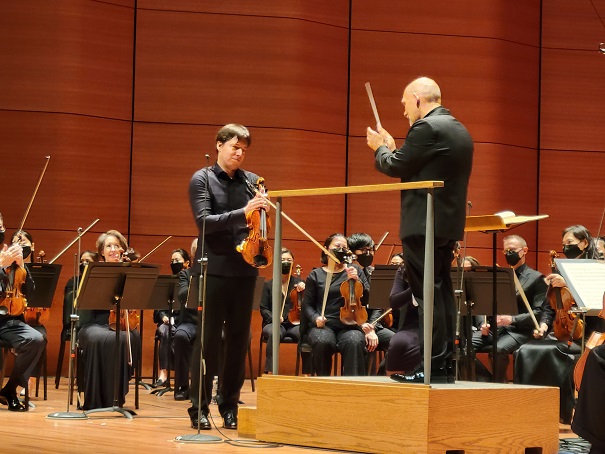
[405,77,442,103]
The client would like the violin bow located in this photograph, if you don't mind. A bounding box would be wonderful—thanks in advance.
[320,257,337,319]
[374,231,389,251]
[371,308,393,327]
[511,268,540,331]
[139,236,173,262]
[19,155,51,232]
[280,262,293,318]
[49,218,100,264]
[365,82,382,130]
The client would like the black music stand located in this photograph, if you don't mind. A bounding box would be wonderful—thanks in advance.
[75,262,160,419]
[369,265,398,310]
[148,275,179,397]
[25,263,62,311]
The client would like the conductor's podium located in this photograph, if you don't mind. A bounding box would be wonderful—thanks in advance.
[242,375,559,454]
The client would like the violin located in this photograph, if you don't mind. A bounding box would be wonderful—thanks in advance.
[288,265,303,325]
[23,249,51,326]
[547,250,583,341]
[109,309,140,331]
[574,292,605,391]
[339,252,368,326]
[237,177,272,268]
[0,262,28,317]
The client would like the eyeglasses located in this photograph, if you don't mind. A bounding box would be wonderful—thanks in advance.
[503,249,522,254]
[356,247,375,254]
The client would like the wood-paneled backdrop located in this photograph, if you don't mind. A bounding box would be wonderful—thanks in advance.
[1,0,603,378]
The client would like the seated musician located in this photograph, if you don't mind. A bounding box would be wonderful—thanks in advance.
[152,248,190,388]
[0,222,46,411]
[514,225,604,424]
[173,239,198,401]
[347,233,394,365]
[389,253,404,266]
[301,233,370,376]
[259,247,305,374]
[77,230,142,410]
[63,250,99,332]
[472,235,548,382]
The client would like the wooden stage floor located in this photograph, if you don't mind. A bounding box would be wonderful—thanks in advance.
[0,377,581,454]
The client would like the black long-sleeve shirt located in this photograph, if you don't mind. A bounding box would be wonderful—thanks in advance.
[259,277,303,327]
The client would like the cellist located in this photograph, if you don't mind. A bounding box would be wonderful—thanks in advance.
[259,247,305,375]
[0,214,45,411]
[301,233,370,376]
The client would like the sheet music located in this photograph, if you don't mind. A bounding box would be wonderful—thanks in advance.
[555,258,605,315]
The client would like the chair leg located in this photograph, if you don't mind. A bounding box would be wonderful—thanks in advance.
[248,341,255,392]
[43,346,48,400]
[152,338,159,384]
[295,345,300,376]
[55,335,66,389]
[257,336,264,377]
[0,348,6,387]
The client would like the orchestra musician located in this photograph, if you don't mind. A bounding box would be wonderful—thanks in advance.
[62,250,99,334]
[259,247,305,374]
[472,235,548,383]
[77,230,141,410]
[151,248,190,389]
[173,240,198,401]
[366,76,473,383]
[389,253,404,266]
[187,124,268,430]
[514,225,604,424]
[0,216,46,411]
[301,233,370,376]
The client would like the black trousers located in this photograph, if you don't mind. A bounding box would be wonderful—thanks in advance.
[0,318,46,390]
[472,329,529,382]
[188,275,256,418]
[156,322,176,371]
[402,236,456,371]
[172,321,196,389]
[261,323,300,373]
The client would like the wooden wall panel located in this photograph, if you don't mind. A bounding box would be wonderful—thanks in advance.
[542,0,605,49]
[0,0,134,119]
[134,8,349,133]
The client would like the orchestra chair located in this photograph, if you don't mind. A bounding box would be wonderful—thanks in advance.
[257,332,297,378]
[55,326,70,388]
[0,340,30,410]
[295,337,340,376]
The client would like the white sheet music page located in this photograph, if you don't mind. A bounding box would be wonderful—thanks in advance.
[555,258,605,315]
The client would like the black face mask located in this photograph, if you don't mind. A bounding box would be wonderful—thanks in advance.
[356,252,374,268]
[21,245,32,260]
[281,261,293,275]
[0,231,4,244]
[330,247,348,263]
[505,250,521,267]
[79,263,88,275]
[170,262,184,275]
[563,243,583,259]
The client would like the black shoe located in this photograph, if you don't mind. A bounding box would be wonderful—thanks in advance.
[190,413,211,430]
[222,410,237,429]
[174,388,189,401]
[0,388,26,412]
[152,379,165,389]
[391,366,450,384]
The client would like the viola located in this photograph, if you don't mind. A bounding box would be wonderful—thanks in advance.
[288,264,303,325]
[237,177,272,268]
[339,252,368,326]
[548,250,583,341]
[109,309,140,331]
[0,263,28,317]
[24,249,51,326]
[574,292,605,391]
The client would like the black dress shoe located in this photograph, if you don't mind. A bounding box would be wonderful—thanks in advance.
[190,413,211,430]
[0,389,26,412]
[391,366,451,384]
[222,410,237,429]
[174,387,189,401]
[152,379,165,389]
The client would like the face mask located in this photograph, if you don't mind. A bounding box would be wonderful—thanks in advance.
[281,261,292,275]
[563,243,583,259]
[21,245,32,260]
[0,231,4,244]
[356,252,374,268]
[79,263,87,275]
[170,262,184,275]
[330,247,348,263]
[505,250,521,267]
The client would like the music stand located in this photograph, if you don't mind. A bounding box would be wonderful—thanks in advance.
[148,275,179,397]
[75,262,160,419]
[25,263,62,310]
[464,212,547,380]
[369,265,398,310]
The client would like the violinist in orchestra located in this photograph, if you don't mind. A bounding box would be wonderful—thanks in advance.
[62,250,98,334]
[173,239,198,401]
[259,247,305,374]
[187,123,267,430]
[471,235,548,383]
[151,248,190,389]
[347,233,394,361]
[0,232,45,411]
[367,76,473,383]
[77,230,142,410]
[389,253,404,266]
[514,225,605,424]
[301,233,370,376]
[594,236,605,260]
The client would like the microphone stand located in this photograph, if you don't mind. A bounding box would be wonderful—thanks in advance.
[48,227,87,419]
[176,154,221,444]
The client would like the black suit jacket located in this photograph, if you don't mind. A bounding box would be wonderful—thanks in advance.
[375,106,473,241]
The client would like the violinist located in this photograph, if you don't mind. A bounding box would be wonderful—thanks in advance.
[301,233,370,376]
[259,247,305,374]
[77,230,142,410]
[389,253,404,266]
[173,239,198,401]
[62,250,99,334]
[187,124,267,430]
[347,233,394,359]
[471,235,548,383]
[0,232,45,411]
[514,225,605,424]
[152,248,190,388]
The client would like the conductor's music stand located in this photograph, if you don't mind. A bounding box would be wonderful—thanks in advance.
[148,275,179,397]
[464,212,547,380]
[75,262,160,419]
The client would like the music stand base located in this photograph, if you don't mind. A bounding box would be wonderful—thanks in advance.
[151,386,173,396]
[84,406,136,419]
[175,434,223,443]
[138,381,153,391]
[47,411,88,420]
